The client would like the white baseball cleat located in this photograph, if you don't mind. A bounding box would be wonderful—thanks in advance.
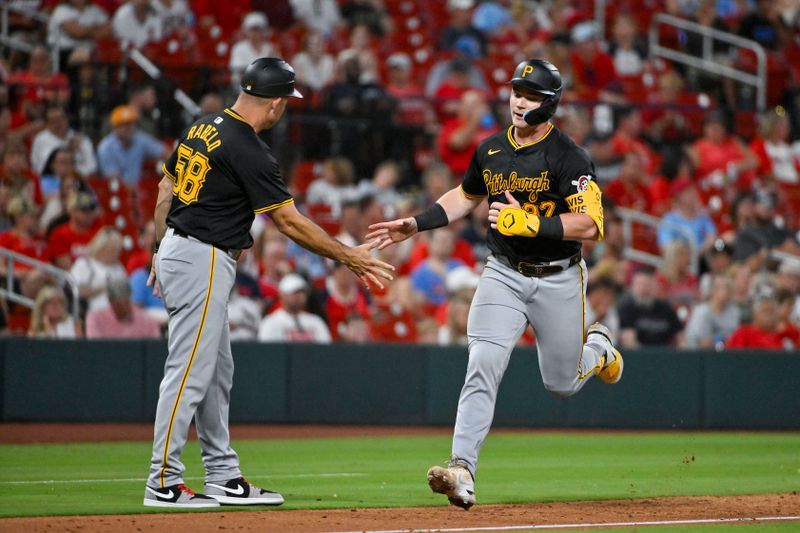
[427,465,475,510]
[143,483,220,508]
[204,477,284,505]
[587,322,624,384]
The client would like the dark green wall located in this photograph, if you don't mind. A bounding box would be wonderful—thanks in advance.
[1,339,798,428]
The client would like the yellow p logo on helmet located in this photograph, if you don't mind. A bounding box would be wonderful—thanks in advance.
[521,65,534,77]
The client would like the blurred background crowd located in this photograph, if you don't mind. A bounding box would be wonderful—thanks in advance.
[1,0,800,350]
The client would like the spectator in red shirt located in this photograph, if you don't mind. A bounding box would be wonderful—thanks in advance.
[85,274,161,338]
[611,105,657,175]
[323,261,371,340]
[0,196,49,276]
[604,151,652,213]
[775,288,800,349]
[437,90,498,177]
[46,189,102,270]
[0,139,43,207]
[687,110,760,201]
[569,21,619,99]
[727,295,785,349]
[7,45,70,108]
[385,53,433,127]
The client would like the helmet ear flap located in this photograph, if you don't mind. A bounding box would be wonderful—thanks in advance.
[522,92,561,125]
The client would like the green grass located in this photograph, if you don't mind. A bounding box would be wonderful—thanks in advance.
[0,432,798,518]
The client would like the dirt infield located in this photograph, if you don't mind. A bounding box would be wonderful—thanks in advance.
[2,494,798,533]
[2,424,799,532]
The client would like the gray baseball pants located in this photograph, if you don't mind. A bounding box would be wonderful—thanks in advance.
[147,228,242,488]
[451,255,605,477]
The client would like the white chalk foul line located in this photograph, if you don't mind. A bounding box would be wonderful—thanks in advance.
[0,472,365,485]
[326,515,800,533]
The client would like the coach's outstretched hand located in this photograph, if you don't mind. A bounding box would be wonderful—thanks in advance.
[343,239,396,290]
[365,217,418,250]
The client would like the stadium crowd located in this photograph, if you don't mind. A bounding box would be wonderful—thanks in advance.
[1,0,800,350]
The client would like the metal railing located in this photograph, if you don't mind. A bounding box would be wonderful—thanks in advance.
[0,248,80,322]
[648,13,768,110]
[615,207,699,275]
[1,4,200,118]
[1,3,60,70]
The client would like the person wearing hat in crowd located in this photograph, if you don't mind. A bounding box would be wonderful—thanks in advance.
[143,57,394,508]
[97,104,170,187]
[698,237,735,299]
[439,0,487,58]
[46,188,102,270]
[229,12,279,88]
[257,272,332,342]
[0,195,48,282]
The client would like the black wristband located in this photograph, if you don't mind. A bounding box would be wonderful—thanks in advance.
[153,241,160,254]
[537,216,564,240]
[413,203,449,232]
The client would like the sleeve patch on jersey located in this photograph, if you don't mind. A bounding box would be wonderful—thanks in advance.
[571,175,593,193]
[254,197,294,214]
[565,180,604,240]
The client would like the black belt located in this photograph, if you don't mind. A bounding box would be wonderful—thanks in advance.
[171,228,243,261]
[494,252,581,277]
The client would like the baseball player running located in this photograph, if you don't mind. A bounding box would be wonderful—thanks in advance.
[143,57,394,508]
[366,59,622,510]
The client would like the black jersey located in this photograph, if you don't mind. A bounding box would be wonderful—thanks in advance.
[461,124,598,263]
[163,107,293,250]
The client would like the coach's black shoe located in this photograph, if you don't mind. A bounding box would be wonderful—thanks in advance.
[587,323,624,384]
[204,477,284,505]
[143,483,219,508]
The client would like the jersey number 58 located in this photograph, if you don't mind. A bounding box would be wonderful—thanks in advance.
[173,143,211,205]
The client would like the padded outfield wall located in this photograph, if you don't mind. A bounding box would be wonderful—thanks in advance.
[1,339,797,429]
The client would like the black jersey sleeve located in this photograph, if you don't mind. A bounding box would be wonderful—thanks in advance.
[162,147,178,182]
[232,140,294,214]
[460,150,488,198]
[554,144,597,197]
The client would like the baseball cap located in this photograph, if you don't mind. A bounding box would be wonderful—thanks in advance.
[670,177,695,197]
[754,189,776,209]
[6,196,39,218]
[278,273,307,294]
[571,21,598,43]
[110,105,138,127]
[242,12,268,30]
[386,52,412,70]
[66,191,99,211]
[446,266,479,293]
[447,0,474,10]
[710,238,734,256]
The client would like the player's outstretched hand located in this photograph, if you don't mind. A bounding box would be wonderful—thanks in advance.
[488,190,522,229]
[146,257,160,296]
[365,217,418,250]
[344,239,396,290]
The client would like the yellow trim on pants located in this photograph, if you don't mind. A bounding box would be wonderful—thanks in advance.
[159,248,217,487]
[577,262,601,381]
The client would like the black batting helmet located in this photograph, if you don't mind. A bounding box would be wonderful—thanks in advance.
[240,57,303,99]
[508,59,562,125]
